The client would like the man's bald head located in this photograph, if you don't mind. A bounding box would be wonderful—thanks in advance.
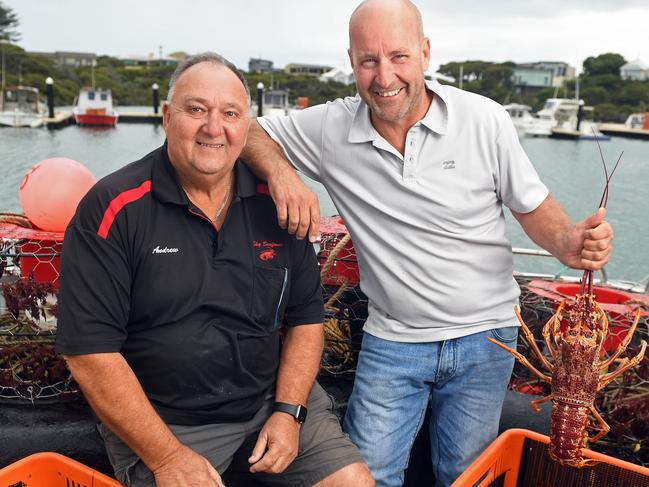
[349,0,424,48]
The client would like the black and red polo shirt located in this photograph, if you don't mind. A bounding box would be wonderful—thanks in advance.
[55,144,324,425]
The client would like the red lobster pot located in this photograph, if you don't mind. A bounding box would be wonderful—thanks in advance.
[318,216,359,287]
[528,279,649,354]
[0,222,64,288]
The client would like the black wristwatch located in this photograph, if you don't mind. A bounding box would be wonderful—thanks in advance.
[273,402,308,424]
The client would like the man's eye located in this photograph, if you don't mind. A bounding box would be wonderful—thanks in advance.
[189,106,204,114]
[362,59,377,67]
[225,110,237,118]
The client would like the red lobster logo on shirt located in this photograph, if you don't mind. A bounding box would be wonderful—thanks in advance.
[253,240,282,261]
[259,249,276,261]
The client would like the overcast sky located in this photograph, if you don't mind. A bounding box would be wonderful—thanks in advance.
[5,0,649,74]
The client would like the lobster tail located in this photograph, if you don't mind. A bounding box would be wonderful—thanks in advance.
[549,402,590,467]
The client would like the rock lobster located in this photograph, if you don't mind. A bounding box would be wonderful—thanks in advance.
[489,145,647,468]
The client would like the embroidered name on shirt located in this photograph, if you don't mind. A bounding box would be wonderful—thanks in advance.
[253,240,284,248]
[152,246,179,254]
[442,160,456,170]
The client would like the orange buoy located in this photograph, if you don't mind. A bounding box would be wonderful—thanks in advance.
[19,158,96,232]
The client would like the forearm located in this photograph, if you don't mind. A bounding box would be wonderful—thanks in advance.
[275,323,324,405]
[64,353,181,471]
[241,120,295,182]
[512,194,573,262]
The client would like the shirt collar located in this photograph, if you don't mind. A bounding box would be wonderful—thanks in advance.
[151,141,258,205]
[347,78,449,144]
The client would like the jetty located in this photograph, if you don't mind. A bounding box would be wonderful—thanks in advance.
[599,123,649,140]
[44,111,162,129]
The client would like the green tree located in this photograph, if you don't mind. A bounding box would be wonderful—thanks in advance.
[581,86,609,105]
[582,53,626,77]
[0,1,20,42]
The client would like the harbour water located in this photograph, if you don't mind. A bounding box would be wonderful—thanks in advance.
[0,120,648,283]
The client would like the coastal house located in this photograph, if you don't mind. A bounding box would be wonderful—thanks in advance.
[284,63,333,76]
[120,54,178,69]
[620,60,648,81]
[511,61,575,95]
[319,67,355,85]
[27,51,96,68]
[249,58,274,73]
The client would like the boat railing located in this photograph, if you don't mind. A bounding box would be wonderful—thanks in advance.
[513,247,649,293]
[513,246,609,283]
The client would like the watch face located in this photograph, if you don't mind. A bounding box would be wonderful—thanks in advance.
[296,405,307,423]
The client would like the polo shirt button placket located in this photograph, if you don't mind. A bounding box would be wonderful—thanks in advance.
[404,135,417,181]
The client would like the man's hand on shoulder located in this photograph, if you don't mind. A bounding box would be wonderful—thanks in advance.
[248,412,300,474]
[268,163,320,242]
[152,444,224,487]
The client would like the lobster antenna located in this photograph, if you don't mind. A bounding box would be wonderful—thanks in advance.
[604,151,624,207]
[592,127,623,209]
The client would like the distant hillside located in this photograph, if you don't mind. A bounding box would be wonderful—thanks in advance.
[2,44,647,121]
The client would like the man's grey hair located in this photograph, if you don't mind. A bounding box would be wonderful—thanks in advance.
[166,52,250,103]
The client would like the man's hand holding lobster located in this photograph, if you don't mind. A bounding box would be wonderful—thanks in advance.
[563,207,613,271]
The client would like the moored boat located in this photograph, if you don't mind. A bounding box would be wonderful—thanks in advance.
[73,88,118,127]
[504,103,537,138]
[0,86,46,128]
[600,112,649,140]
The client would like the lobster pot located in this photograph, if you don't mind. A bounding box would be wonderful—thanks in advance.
[0,221,75,403]
[0,222,64,288]
[318,216,360,287]
[317,217,367,419]
[454,429,649,487]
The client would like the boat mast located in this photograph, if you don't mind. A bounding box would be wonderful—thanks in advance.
[1,41,5,91]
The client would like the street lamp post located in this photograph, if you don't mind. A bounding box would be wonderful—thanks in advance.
[256,82,264,117]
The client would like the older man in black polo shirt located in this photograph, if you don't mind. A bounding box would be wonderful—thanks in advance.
[56,52,373,487]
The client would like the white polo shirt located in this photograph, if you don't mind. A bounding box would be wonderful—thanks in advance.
[258,80,548,342]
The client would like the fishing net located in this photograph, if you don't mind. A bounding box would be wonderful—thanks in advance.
[0,217,77,403]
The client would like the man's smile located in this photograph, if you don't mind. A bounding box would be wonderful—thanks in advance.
[197,141,224,148]
[375,87,403,98]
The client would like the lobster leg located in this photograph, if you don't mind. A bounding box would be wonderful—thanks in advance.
[600,308,641,370]
[598,340,647,390]
[487,338,552,383]
[515,306,554,372]
[549,302,566,357]
[530,394,553,412]
[587,405,610,444]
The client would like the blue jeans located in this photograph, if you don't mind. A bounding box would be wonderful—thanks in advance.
[343,327,517,487]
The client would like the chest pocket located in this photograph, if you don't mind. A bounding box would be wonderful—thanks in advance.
[252,265,288,330]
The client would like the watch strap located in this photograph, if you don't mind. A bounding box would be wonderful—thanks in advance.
[273,401,307,423]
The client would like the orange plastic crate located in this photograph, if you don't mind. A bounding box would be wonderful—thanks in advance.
[0,452,121,486]
[453,429,649,487]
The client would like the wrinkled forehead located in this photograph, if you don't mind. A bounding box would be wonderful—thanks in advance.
[173,62,248,107]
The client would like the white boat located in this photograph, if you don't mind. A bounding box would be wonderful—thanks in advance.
[0,86,46,128]
[599,112,649,140]
[550,105,611,141]
[524,98,581,137]
[73,88,118,127]
[250,88,298,117]
[623,113,646,129]
[504,104,537,138]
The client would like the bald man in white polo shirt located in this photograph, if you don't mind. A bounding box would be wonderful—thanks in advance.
[241,1,613,486]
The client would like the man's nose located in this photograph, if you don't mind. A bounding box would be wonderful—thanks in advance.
[375,60,396,87]
[203,111,224,137]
